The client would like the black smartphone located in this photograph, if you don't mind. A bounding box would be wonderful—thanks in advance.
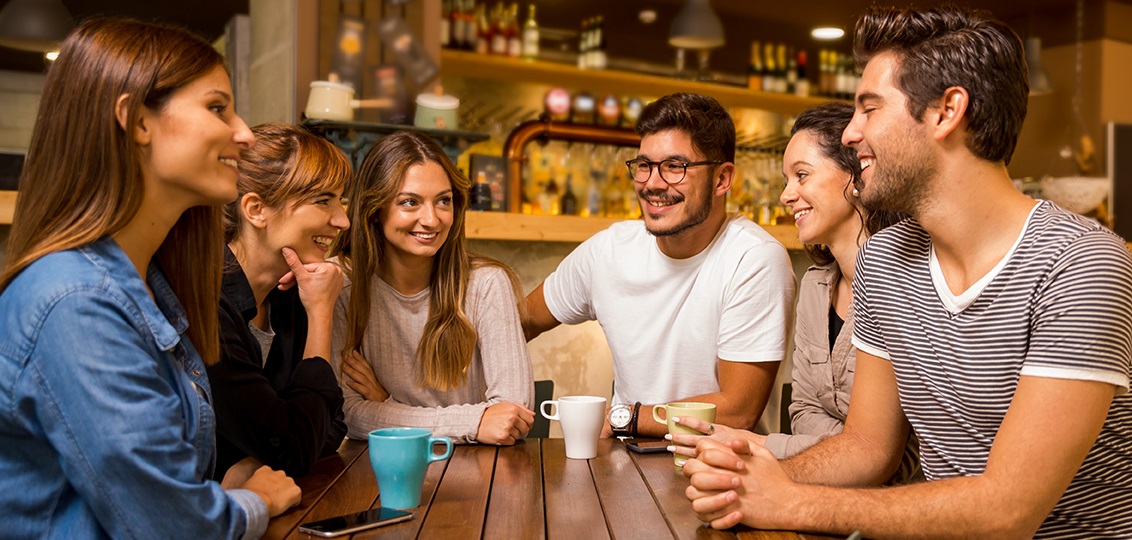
[624,437,669,454]
[298,507,413,538]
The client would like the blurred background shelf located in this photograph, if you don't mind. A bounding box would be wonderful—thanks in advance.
[440,49,840,116]
[0,190,14,224]
[465,211,803,249]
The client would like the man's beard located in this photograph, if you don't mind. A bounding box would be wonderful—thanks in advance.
[639,187,714,237]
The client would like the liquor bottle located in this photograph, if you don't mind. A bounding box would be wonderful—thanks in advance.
[794,49,810,97]
[586,173,603,217]
[539,178,561,215]
[577,18,590,69]
[785,46,798,95]
[490,3,507,55]
[560,175,578,215]
[521,4,539,60]
[474,3,489,54]
[506,3,521,58]
[761,42,775,93]
[775,43,788,93]
[818,49,830,96]
[746,41,762,91]
[461,0,477,51]
[471,172,493,211]
[440,0,451,48]
[591,16,607,69]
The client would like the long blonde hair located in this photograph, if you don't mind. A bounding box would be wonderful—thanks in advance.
[330,131,525,390]
[0,18,228,364]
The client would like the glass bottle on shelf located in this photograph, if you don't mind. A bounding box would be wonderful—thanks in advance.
[521,3,539,60]
[560,175,579,215]
[490,3,507,55]
[795,49,810,97]
[471,171,493,211]
[474,3,490,54]
[785,46,798,94]
[506,3,521,58]
[747,41,762,91]
[461,0,477,51]
[591,16,607,70]
[577,18,590,69]
[440,0,451,49]
[539,177,561,215]
[775,44,788,93]
[761,42,775,93]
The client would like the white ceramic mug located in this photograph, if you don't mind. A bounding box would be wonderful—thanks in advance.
[540,396,607,459]
[305,80,392,121]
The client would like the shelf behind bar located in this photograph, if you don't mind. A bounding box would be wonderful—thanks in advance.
[465,211,804,249]
[440,49,839,116]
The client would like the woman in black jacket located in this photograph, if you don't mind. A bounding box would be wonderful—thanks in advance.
[209,123,351,480]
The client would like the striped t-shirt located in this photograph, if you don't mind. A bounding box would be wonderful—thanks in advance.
[852,201,1132,538]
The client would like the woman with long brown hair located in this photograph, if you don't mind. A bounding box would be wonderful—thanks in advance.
[0,18,298,538]
[330,131,534,445]
[208,123,351,480]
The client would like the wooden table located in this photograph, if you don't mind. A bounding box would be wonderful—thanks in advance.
[265,438,839,540]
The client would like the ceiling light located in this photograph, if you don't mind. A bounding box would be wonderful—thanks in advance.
[45,49,59,61]
[639,10,657,24]
[0,0,75,53]
[811,27,845,40]
[668,0,724,49]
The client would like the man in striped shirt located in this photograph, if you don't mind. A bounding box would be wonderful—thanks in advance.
[683,5,1132,538]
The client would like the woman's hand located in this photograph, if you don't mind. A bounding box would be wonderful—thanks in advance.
[279,247,344,316]
[682,438,798,531]
[476,402,536,446]
[342,350,388,402]
[240,466,302,517]
[220,456,263,490]
[666,416,766,459]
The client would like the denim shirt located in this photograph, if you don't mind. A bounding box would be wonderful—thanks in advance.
[0,238,267,539]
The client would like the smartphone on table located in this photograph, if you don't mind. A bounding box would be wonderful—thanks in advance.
[623,437,669,454]
[298,507,413,537]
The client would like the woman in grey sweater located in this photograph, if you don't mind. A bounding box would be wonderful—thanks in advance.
[329,131,534,445]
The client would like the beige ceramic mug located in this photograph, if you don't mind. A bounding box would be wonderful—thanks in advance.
[305,80,392,121]
[653,402,716,469]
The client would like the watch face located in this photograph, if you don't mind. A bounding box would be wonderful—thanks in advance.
[609,405,632,428]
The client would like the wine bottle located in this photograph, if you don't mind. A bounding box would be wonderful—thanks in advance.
[747,41,762,91]
[521,4,539,60]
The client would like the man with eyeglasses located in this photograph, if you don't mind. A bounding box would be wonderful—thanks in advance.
[523,93,796,439]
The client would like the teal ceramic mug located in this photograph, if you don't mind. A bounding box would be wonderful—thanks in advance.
[369,428,453,509]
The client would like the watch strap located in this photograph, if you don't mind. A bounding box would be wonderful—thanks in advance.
[629,401,641,438]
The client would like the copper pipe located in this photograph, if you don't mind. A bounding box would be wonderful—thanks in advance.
[503,119,641,212]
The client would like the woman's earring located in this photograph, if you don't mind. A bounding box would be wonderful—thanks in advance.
[852,187,860,197]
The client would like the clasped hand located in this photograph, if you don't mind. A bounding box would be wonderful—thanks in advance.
[682,437,796,531]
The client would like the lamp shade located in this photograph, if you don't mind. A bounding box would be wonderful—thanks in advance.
[1024,36,1053,97]
[668,0,724,49]
[0,0,75,53]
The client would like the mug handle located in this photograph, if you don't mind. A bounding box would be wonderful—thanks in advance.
[428,436,453,462]
[652,404,668,424]
[540,400,559,421]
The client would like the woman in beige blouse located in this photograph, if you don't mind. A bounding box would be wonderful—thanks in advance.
[329,131,534,445]
[670,102,918,482]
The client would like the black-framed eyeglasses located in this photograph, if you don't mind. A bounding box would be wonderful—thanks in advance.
[624,158,724,185]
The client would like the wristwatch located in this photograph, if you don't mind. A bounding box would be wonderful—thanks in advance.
[609,402,640,437]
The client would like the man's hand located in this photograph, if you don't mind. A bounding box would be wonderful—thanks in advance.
[476,402,536,445]
[341,350,388,402]
[666,415,765,459]
[240,466,302,517]
[682,437,796,530]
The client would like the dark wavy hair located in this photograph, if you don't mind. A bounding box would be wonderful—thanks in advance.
[790,102,906,266]
[635,93,735,164]
[852,5,1028,165]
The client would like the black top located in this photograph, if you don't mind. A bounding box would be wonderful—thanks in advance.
[207,248,346,480]
[828,303,845,352]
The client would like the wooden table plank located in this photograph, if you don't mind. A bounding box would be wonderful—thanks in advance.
[263,438,366,539]
[591,440,673,539]
[352,446,452,540]
[414,445,497,538]
[631,450,737,540]
[542,438,612,540]
[283,440,378,539]
[483,439,546,539]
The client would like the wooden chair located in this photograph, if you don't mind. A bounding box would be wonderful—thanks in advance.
[528,379,555,438]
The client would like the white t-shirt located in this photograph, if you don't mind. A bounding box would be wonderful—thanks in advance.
[544,215,795,406]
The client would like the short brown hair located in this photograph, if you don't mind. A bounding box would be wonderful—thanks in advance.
[635,93,735,164]
[853,6,1028,165]
[224,123,352,243]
